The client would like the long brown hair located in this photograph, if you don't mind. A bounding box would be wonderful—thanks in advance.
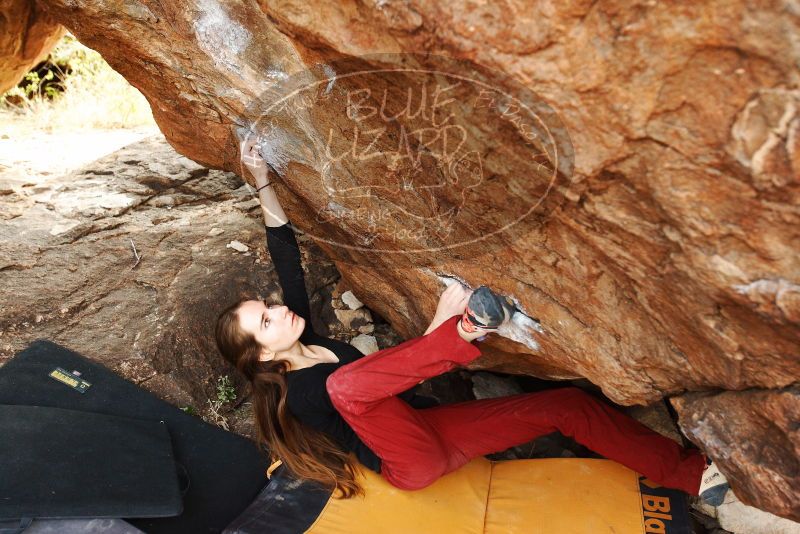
[214,298,364,499]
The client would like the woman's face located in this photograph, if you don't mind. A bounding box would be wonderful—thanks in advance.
[237,299,305,361]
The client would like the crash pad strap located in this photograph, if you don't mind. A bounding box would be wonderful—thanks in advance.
[267,459,283,479]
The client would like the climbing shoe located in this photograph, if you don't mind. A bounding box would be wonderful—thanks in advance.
[460,286,514,335]
[699,458,730,507]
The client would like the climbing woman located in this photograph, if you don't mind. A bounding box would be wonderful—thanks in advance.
[214,137,732,506]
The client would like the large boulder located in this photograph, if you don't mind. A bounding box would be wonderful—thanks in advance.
[672,387,800,522]
[2,0,797,520]
[0,0,64,94]
[0,130,266,408]
[0,129,352,434]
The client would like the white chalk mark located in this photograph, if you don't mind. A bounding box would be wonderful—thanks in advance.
[193,0,252,73]
[733,278,800,298]
[322,64,337,95]
[327,201,349,215]
[265,68,289,82]
[255,124,291,175]
[497,312,542,352]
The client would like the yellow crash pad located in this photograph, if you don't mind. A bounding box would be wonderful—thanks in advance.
[305,456,686,534]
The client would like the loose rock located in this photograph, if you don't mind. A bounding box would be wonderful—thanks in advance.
[350,334,378,355]
[226,240,249,253]
[341,290,364,310]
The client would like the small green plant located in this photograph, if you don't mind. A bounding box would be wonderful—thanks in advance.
[180,405,197,416]
[204,375,237,431]
[15,70,59,100]
[216,375,237,404]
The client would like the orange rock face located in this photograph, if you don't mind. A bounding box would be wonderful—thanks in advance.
[3,0,798,520]
[0,0,64,94]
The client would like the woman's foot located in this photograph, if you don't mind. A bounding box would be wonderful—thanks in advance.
[699,458,731,506]
[459,286,514,338]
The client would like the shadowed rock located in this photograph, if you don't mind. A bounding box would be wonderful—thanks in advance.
[672,387,800,521]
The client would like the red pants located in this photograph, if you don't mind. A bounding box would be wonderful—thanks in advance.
[326,315,706,494]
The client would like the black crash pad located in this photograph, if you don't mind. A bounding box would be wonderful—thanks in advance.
[0,339,271,534]
[0,404,183,520]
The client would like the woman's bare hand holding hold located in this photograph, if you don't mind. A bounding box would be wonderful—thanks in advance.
[240,137,288,227]
[241,137,270,185]
[423,283,473,336]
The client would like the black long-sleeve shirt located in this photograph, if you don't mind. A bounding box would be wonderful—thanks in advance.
[265,221,435,474]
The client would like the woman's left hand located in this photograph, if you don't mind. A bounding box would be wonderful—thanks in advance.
[240,136,270,184]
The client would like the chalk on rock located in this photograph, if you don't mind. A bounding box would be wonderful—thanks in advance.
[341,290,364,310]
[226,240,249,253]
[350,334,378,355]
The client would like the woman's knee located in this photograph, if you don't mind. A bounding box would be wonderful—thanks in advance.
[326,369,371,416]
[325,370,351,407]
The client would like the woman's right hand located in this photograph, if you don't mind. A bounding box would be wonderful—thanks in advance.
[423,283,473,335]
[435,283,472,319]
[240,136,270,185]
